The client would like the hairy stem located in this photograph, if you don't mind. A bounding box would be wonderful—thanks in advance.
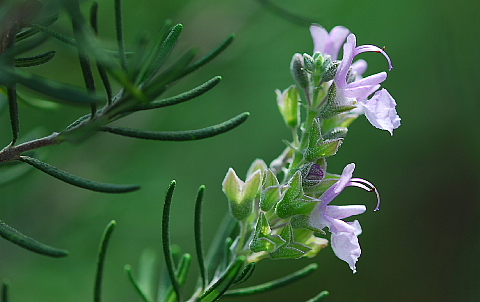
[0,132,63,163]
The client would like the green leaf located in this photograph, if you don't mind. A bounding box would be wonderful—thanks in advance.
[194,185,208,290]
[94,220,116,302]
[101,112,249,141]
[19,156,140,193]
[224,263,318,297]
[5,86,19,144]
[135,76,221,111]
[142,24,184,84]
[14,51,56,67]
[198,256,245,302]
[0,220,68,258]
[161,181,182,302]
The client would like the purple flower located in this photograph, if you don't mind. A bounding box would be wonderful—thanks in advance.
[335,33,400,134]
[308,163,379,272]
[310,24,350,60]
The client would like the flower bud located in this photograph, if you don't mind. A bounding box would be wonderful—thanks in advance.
[276,86,300,129]
[290,53,310,89]
[222,168,262,221]
[300,163,325,188]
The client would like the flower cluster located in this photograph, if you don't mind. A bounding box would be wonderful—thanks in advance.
[222,25,399,273]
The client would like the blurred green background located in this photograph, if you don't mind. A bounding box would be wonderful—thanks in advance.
[0,0,479,301]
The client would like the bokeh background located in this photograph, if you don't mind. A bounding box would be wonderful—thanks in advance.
[0,0,478,301]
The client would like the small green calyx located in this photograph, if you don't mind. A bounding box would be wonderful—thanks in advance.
[269,224,312,260]
[275,171,317,219]
[222,168,262,221]
[304,119,343,161]
[249,214,286,253]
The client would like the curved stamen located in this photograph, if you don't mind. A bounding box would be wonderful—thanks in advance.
[351,178,381,211]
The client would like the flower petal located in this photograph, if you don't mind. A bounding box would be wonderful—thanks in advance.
[325,205,366,220]
[310,24,350,60]
[360,88,401,135]
[331,220,362,273]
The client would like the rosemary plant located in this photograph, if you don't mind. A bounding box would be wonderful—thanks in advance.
[0,0,401,301]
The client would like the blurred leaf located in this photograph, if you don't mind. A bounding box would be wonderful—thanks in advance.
[125,265,152,302]
[137,249,157,302]
[306,291,329,302]
[0,66,102,105]
[14,50,55,67]
[15,14,59,42]
[101,112,250,141]
[17,91,60,110]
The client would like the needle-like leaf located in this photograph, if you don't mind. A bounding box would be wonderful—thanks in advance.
[94,220,116,302]
[0,220,68,258]
[101,112,249,141]
[224,263,318,297]
[19,156,140,193]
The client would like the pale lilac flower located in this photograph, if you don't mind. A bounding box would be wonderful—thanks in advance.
[334,33,400,134]
[310,24,350,60]
[309,163,379,272]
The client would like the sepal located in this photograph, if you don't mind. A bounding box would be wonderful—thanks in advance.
[269,225,311,259]
[249,214,286,253]
[259,169,281,212]
[319,84,356,119]
[304,138,343,161]
[275,172,316,218]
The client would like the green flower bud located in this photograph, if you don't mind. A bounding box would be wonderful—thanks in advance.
[276,86,300,129]
[290,53,310,89]
[222,168,262,221]
[246,158,268,179]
